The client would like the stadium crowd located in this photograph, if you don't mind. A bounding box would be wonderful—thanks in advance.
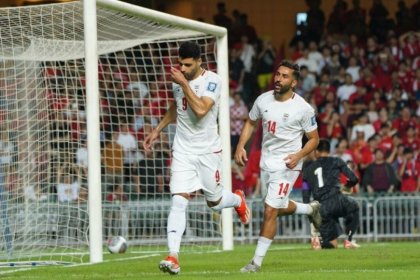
[1,0,418,204]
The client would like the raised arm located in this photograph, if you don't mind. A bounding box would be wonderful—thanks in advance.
[170,67,214,119]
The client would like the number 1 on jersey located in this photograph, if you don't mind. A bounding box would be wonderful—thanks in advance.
[314,167,324,188]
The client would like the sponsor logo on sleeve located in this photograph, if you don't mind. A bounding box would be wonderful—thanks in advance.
[207,82,217,92]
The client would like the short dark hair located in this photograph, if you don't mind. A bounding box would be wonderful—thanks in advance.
[279,60,300,80]
[316,138,331,153]
[179,41,201,59]
[403,147,413,154]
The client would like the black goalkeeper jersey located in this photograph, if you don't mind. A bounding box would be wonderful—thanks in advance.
[302,156,359,202]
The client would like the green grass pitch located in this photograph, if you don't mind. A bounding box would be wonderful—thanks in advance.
[1,242,419,279]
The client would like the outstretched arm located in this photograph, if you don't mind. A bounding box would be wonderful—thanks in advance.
[143,103,176,152]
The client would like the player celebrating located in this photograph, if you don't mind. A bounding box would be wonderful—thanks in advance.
[302,139,361,249]
[144,41,250,275]
[235,60,321,273]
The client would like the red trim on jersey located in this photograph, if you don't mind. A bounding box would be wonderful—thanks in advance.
[213,149,223,153]
[201,69,206,76]
[292,93,295,99]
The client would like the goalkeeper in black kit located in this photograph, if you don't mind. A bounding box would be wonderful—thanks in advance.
[302,139,361,249]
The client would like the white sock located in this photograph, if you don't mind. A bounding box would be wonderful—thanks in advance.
[253,236,272,266]
[294,202,312,215]
[210,189,241,211]
[167,195,188,256]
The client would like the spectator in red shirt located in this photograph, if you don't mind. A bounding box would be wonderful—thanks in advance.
[399,31,420,60]
[348,85,372,106]
[377,122,395,152]
[392,107,417,138]
[370,90,387,111]
[243,149,261,197]
[350,129,368,166]
[374,52,396,92]
[402,125,420,152]
[318,102,335,138]
[397,61,414,93]
[358,135,379,171]
[355,68,380,93]
[326,111,345,149]
[398,147,420,193]
[312,75,337,108]
[291,40,306,62]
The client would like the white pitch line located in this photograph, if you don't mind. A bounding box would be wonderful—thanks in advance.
[0,267,34,275]
[0,254,160,275]
[64,253,160,267]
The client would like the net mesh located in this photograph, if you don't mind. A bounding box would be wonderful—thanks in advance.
[0,0,223,263]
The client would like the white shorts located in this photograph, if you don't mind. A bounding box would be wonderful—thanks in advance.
[170,151,223,202]
[260,169,300,208]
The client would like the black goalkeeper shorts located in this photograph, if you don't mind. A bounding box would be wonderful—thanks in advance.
[319,194,359,243]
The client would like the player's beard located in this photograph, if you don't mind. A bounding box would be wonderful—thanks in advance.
[274,82,292,96]
[183,66,200,81]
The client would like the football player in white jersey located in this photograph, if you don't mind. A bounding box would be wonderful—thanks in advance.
[234,60,321,272]
[144,41,250,275]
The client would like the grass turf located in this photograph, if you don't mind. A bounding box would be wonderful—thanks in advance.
[1,242,419,279]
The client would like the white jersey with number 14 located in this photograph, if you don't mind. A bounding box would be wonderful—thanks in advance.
[249,91,317,171]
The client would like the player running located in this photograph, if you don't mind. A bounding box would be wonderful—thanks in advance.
[235,60,321,272]
[144,41,250,275]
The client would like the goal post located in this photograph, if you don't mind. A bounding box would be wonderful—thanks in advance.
[0,0,233,265]
[84,0,103,264]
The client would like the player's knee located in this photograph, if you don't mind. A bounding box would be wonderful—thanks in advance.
[264,205,279,220]
[208,197,224,211]
[171,195,189,213]
[210,204,223,211]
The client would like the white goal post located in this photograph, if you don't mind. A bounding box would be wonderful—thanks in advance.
[0,0,232,265]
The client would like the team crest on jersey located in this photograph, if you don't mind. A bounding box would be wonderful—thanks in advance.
[207,82,217,92]
[283,113,289,122]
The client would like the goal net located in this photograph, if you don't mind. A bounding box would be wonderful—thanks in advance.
[0,0,231,264]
